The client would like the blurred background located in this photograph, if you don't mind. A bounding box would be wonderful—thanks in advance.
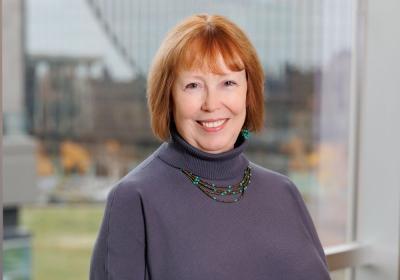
[3,0,358,279]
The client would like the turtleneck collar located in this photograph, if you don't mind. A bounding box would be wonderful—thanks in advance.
[157,123,249,180]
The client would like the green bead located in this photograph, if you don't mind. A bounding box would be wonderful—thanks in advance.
[181,165,251,203]
[241,128,250,139]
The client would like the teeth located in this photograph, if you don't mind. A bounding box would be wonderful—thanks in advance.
[201,119,226,128]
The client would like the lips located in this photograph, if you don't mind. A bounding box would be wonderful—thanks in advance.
[196,118,229,132]
[197,118,228,122]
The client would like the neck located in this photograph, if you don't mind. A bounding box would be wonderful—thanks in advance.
[157,123,249,180]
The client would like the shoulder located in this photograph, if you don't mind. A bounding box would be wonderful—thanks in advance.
[249,161,325,245]
[107,145,170,201]
[248,161,307,207]
[103,155,159,223]
[248,162,326,255]
[248,161,295,190]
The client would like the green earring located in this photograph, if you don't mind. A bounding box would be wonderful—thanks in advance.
[241,128,250,139]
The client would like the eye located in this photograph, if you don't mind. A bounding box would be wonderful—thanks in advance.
[224,80,237,87]
[185,82,199,89]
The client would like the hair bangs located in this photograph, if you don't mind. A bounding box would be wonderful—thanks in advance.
[177,33,245,75]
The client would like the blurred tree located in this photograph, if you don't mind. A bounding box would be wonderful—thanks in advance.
[60,141,91,174]
[37,143,54,176]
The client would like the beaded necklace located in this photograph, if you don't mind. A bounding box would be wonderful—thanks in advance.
[180,166,252,203]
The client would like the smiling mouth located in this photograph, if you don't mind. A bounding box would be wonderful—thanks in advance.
[196,118,229,129]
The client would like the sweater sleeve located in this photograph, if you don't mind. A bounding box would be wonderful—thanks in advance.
[286,179,329,268]
[89,181,147,280]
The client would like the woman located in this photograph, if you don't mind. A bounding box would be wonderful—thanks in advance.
[90,14,331,280]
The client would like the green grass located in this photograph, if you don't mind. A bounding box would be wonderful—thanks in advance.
[20,204,105,280]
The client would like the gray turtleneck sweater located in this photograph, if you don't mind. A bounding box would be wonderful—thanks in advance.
[90,126,331,280]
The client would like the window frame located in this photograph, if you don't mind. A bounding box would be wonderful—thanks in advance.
[324,0,400,279]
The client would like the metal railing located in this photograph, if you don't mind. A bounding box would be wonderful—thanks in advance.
[325,243,373,272]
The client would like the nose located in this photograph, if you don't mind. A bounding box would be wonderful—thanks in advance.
[201,87,220,112]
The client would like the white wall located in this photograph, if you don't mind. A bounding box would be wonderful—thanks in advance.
[2,0,38,206]
[355,0,400,279]
[3,0,25,131]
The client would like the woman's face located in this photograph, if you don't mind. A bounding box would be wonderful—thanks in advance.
[172,55,247,154]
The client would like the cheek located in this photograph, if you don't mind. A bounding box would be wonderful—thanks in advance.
[227,90,247,116]
[172,94,201,119]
